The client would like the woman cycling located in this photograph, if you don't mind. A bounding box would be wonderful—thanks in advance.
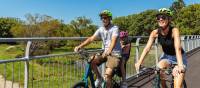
[119,31,131,88]
[135,8,187,88]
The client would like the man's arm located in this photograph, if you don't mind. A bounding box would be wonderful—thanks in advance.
[80,35,97,48]
[74,35,98,52]
[106,35,118,54]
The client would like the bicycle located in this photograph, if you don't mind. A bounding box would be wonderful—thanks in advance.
[139,65,187,88]
[72,49,121,88]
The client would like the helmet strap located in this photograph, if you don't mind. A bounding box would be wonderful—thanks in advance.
[105,22,112,29]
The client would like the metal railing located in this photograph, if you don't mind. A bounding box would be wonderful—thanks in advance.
[0,35,199,88]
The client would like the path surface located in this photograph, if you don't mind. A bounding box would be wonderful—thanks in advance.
[0,75,20,88]
[128,48,200,88]
[185,49,200,88]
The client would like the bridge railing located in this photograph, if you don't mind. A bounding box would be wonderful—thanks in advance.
[0,35,199,88]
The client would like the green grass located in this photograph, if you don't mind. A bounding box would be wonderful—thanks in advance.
[28,59,85,88]
[0,44,25,86]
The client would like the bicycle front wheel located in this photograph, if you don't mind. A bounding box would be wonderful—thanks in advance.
[72,81,88,88]
[183,80,187,88]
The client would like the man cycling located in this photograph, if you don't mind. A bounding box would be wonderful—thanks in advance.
[74,10,121,88]
[135,8,187,88]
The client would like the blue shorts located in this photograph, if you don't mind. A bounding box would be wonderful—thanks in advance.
[159,53,187,67]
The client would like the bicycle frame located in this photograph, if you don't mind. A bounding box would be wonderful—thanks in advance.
[82,61,96,88]
[72,49,122,88]
[153,66,187,88]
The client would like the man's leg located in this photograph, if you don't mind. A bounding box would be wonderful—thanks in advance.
[105,55,120,88]
[91,54,106,86]
[105,68,113,88]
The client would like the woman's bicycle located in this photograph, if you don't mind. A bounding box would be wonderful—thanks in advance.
[72,49,121,88]
[139,65,187,88]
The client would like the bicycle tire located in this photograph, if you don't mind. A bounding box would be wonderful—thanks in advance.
[153,76,187,88]
[72,81,88,88]
[153,73,161,88]
[183,80,187,88]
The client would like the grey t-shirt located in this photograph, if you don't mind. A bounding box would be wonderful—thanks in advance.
[93,25,121,54]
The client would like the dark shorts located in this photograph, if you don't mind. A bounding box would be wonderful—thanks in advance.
[121,54,130,62]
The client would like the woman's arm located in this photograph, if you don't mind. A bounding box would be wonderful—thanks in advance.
[137,30,157,65]
[173,28,184,66]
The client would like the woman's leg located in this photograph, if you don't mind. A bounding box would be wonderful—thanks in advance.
[157,59,171,88]
[173,66,185,88]
[120,59,126,81]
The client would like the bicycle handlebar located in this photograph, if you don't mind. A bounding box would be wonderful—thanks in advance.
[77,49,104,62]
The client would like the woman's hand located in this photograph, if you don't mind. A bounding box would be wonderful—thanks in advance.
[172,65,185,77]
[178,65,185,73]
[135,62,141,74]
[74,46,81,52]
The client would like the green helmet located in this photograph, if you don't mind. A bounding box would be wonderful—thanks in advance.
[99,10,112,17]
[157,8,173,17]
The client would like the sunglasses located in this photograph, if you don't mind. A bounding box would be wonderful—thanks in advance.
[101,16,109,20]
[156,15,169,20]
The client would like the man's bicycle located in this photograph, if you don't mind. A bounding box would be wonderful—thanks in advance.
[72,49,121,88]
[139,65,187,88]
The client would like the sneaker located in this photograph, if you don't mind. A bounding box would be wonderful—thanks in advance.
[120,82,128,88]
[95,78,103,87]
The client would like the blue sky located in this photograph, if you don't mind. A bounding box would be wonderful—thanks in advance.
[0,0,199,25]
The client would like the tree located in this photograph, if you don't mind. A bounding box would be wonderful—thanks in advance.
[113,10,158,36]
[112,16,132,31]
[170,0,185,15]
[0,17,22,38]
[174,4,200,35]
[70,16,97,37]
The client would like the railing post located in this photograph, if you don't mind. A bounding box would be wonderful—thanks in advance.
[24,41,32,88]
[181,36,186,52]
[135,38,141,63]
[198,36,199,47]
[195,35,198,48]
[194,35,196,49]
[192,36,195,50]
[187,36,190,52]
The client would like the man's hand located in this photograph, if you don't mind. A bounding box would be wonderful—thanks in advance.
[74,46,81,52]
[102,50,112,58]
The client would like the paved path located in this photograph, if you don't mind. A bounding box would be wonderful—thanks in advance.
[185,48,200,88]
[128,48,200,88]
[0,75,20,88]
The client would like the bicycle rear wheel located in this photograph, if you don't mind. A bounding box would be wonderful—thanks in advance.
[72,81,88,88]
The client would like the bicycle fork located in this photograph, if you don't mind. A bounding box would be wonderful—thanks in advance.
[83,63,96,88]
[154,70,161,88]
